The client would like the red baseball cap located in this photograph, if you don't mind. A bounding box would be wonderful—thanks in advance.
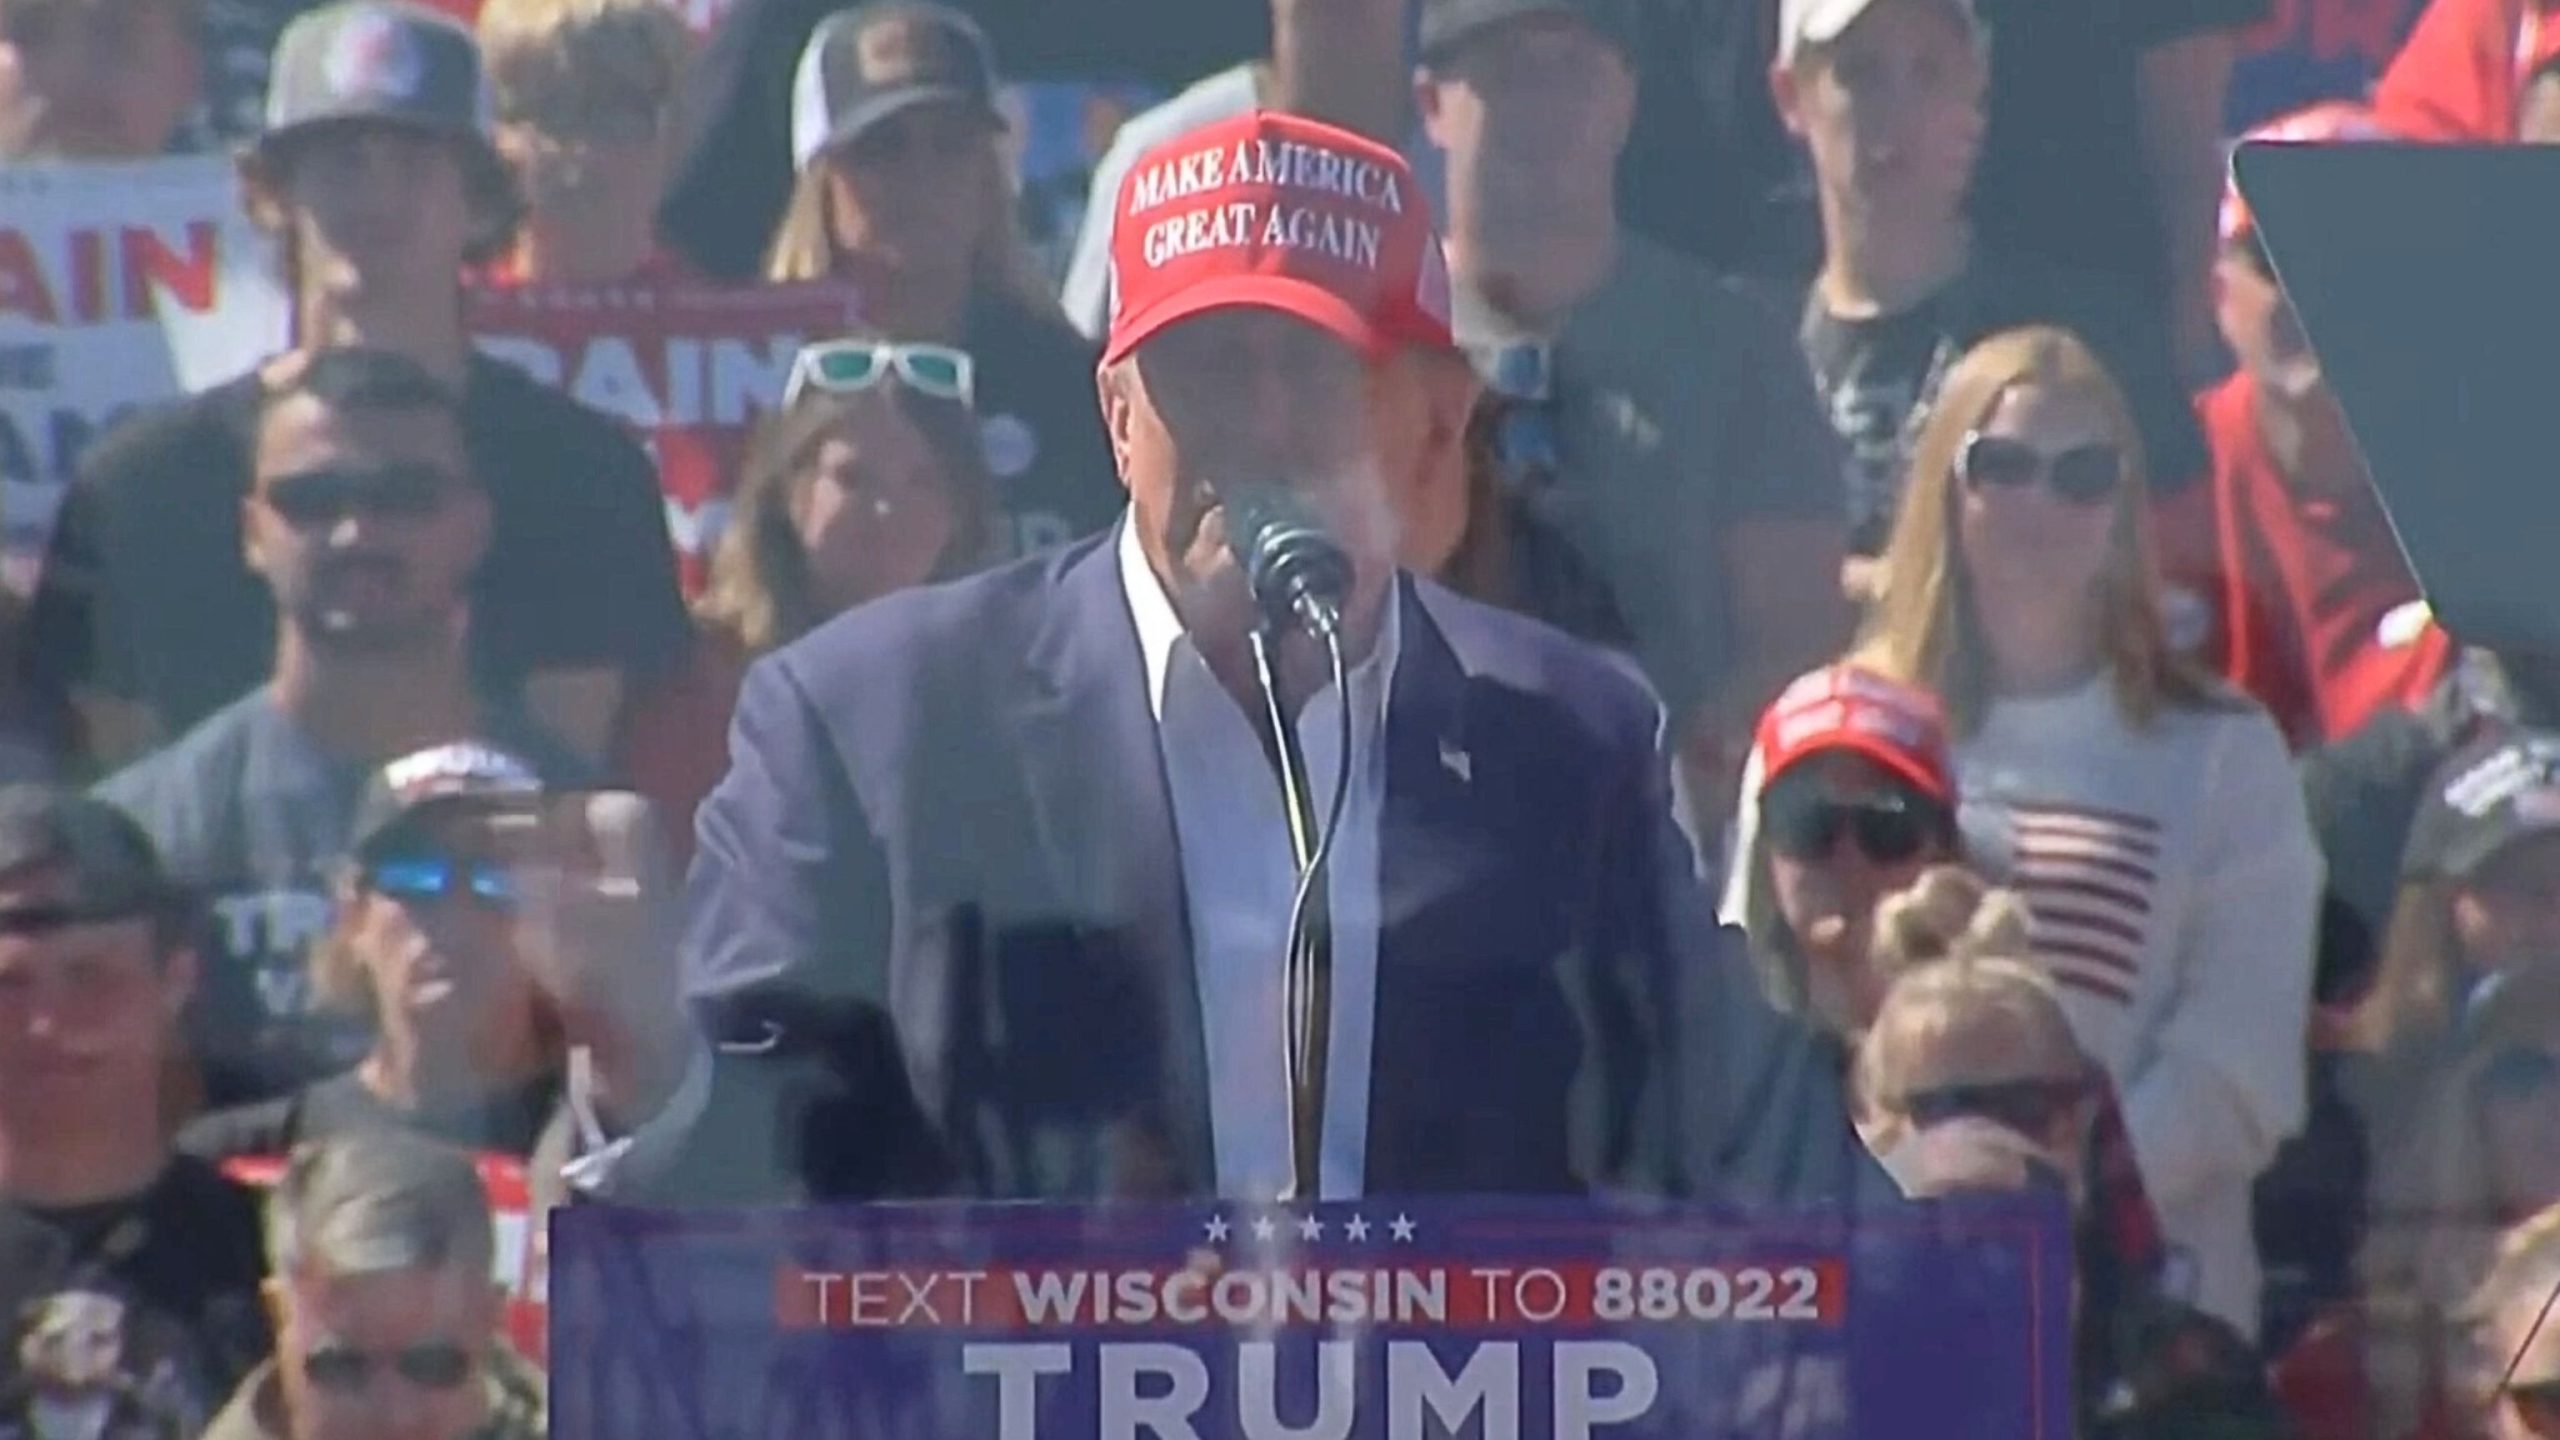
[2220,102,2396,246]
[1754,665,1955,804]
[1104,109,1453,364]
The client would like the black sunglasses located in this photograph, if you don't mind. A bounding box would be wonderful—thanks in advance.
[1956,431,2123,506]
[1904,1075,2093,1138]
[1764,781,1949,865]
[301,1341,476,1393]
[262,466,462,529]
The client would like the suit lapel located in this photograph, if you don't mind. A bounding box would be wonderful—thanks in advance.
[1007,536,1215,1193]
[1367,580,1498,1191]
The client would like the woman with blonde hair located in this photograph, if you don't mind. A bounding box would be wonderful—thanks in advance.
[1844,323,2321,1340]
[768,2,1119,553]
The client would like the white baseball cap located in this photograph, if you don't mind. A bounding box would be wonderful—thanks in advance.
[1777,0,1983,66]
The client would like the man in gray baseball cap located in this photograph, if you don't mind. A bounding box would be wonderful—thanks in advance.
[245,0,521,258]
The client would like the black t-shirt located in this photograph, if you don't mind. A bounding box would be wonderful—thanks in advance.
[25,353,690,744]
[96,690,596,1104]
[1799,248,2207,554]
[180,1070,565,1166]
[1620,0,2270,300]
[0,1158,270,1440]
[963,291,1126,556]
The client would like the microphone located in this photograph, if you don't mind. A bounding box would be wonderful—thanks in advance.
[1220,483,1353,639]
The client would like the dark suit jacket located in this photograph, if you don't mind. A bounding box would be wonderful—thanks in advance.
[653,532,1733,1204]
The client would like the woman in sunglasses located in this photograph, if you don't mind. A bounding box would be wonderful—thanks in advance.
[1851,323,2322,1341]
[764,3,1121,554]
[2358,971,2560,1440]
[617,341,1001,862]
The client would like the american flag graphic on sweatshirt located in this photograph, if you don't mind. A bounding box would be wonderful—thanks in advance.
[2001,799,2163,1006]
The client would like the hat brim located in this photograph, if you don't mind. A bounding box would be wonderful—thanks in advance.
[805,86,1001,168]
[248,115,522,258]
[1764,735,1954,808]
[1103,273,1381,367]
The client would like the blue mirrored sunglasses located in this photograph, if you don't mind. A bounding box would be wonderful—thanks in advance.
[365,855,518,909]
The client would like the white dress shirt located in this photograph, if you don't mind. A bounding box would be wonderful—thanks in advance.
[1117,519,1395,1201]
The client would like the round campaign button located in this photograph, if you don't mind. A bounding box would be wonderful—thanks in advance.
[980,413,1039,480]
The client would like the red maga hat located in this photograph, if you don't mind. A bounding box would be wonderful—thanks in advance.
[1104,109,1453,364]
[1754,664,1956,804]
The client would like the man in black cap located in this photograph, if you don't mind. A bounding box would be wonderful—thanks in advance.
[178,741,579,1172]
[25,0,687,768]
[0,786,271,1435]
[97,349,595,1107]
[1414,0,1850,829]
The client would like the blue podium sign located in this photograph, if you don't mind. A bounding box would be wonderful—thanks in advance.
[551,1196,2071,1440]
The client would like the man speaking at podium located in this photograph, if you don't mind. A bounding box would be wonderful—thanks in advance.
[567,110,1727,1206]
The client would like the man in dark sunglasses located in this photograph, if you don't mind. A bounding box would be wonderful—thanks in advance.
[99,351,597,1108]
[205,1131,543,1440]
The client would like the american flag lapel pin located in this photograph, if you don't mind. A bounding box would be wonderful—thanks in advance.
[1439,738,1471,786]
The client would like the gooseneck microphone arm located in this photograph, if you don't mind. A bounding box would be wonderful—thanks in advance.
[1222,484,1357,1202]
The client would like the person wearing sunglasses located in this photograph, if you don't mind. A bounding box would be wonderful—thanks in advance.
[99,351,596,1108]
[762,3,1119,557]
[178,743,578,1173]
[2201,103,2451,753]
[25,1,689,772]
[1846,322,2321,1342]
[474,0,696,287]
[205,1131,542,1440]
[617,339,1000,864]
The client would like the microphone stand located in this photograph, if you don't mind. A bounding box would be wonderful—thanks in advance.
[1248,607,1353,1204]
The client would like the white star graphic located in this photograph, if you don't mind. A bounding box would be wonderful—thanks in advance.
[1342,1214,1372,1242]
[1298,1214,1325,1241]
[1202,1214,1230,1244]
[1251,1215,1277,1242]
[1389,1213,1417,1243]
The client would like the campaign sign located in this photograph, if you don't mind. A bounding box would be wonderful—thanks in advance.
[551,1197,2072,1440]
[468,278,862,595]
[0,158,288,593]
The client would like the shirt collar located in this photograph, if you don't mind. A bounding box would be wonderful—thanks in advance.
[1114,512,1400,727]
